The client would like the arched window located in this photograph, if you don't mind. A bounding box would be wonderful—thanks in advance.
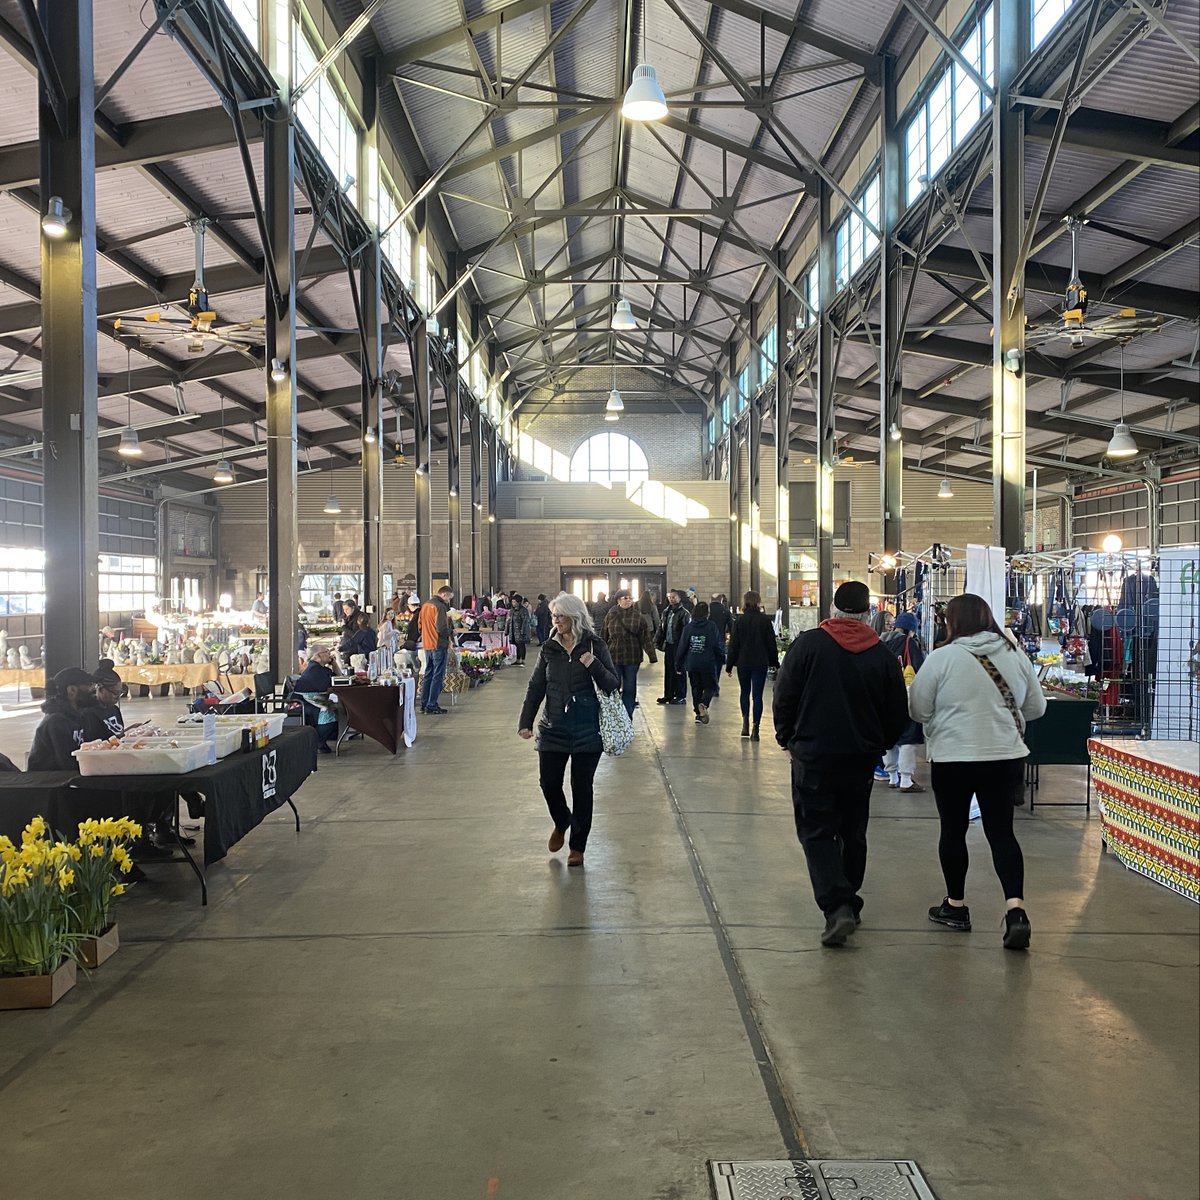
[569,432,649,485]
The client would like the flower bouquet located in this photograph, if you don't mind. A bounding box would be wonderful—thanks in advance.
[0,818,82,1007]
[66,818,141,968]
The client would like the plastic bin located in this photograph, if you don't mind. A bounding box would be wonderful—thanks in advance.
[74,742,211,776]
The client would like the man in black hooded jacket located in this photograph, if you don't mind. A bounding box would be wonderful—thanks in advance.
[28,667,100,771]
[773,581,909,947]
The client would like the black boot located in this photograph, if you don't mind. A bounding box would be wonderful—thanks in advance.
[740,718,750,738]
[750,721,760,742]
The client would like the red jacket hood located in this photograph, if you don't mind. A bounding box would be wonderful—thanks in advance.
[818,618,880,653]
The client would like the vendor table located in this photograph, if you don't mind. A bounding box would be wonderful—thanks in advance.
[49,729,317,904]
[333,682,406,754]
[1023,694,1097,810]
[1089,737,1199,903]
[117,662,218,690]
[0,771,78,840]
[0,667,44,701]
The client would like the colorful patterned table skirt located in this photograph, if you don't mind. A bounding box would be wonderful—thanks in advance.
[1089,738,1199,903]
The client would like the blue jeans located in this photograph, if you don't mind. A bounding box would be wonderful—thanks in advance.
[737,664,769,722]
[421,648,448,710]
[616,663,640,717]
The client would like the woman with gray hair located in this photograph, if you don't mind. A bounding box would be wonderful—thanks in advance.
[518,592,620,867]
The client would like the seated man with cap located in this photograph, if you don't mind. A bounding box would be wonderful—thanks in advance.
[28,667,101,771]
[83,660,126,742]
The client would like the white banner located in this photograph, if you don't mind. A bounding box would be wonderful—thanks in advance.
[965,544,1006,624]
[402,676,418,748]
[1153,545,1200,741]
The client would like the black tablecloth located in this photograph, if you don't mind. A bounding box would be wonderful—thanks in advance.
[334,683,403,754]
[0,772,77,841]
[13,729,319,865]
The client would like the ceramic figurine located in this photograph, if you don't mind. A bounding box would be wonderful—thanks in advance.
[166,648,180,665]
[0,631,8,659]
[350,654,367,674]
[5,648,18,669]
[112,644,127,665]
[253,649,270,674]
[18,646,34,669]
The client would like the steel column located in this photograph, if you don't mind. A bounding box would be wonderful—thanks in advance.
[728,428,741,599]
[413,321,434,600]
[264,106,297,683]
[816,183,836,617]
[993,0,1029,552]
[748,396,762,596]
[487,422,499,589]
[469,398,483,600]
[879,54,904,571]
[361,234,384,609]
[446,377,463,599]
[38,0,98,676]
[774,273,792,625]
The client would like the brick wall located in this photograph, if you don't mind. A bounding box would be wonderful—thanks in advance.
[513,411,703,480]
[498,519,730,599]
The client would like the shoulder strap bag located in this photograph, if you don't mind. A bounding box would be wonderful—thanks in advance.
[975,654,1025,738]
[589,641,633,756]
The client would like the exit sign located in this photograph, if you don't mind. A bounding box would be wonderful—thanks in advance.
[609,549,619,557]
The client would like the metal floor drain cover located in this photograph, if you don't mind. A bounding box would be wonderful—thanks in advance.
[710,1160,937,1200]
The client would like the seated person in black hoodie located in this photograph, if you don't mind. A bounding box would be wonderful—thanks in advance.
[293,648,338,753]
[83,661,126,741]
[28,667,100,771]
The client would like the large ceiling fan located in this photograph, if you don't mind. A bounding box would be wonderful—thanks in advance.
[1025,217,1164,348]
[114,219,265,354]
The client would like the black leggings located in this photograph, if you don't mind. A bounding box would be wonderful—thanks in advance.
[514,641,527,662]
[931,759,1025,901]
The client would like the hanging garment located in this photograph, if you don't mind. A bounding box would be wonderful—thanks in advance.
[1119,572,1159,610]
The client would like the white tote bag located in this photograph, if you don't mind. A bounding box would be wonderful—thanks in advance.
[595,686,634,756]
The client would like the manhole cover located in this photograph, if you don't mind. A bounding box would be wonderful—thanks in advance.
[710,1160,938,1200]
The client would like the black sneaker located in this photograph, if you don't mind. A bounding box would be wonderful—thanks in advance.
[928,899,972,930]
[656,697,670,705]
[669,698,687,705]
[820,905,857,947]
[1003,907,1031,950]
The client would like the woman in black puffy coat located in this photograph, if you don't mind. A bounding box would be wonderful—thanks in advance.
[518,592,619,868]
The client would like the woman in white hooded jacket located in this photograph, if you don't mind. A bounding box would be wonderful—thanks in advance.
[907,593,1046,950]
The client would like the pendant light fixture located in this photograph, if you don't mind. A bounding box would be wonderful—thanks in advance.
[888,421,902,442]
[621,3,667,121]
[212,398,233,483]
[117,347,142,457]
[324,450,341,514]
[611,297,637,331]
[937,429,953,498]
[1105,346,1138,459]
[605,361,624,418]
[269,357,288,384]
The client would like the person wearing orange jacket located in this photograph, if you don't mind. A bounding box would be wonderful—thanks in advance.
[418,586,454,715]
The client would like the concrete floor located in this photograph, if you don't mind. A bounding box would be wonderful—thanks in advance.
[0,673,1197,1200]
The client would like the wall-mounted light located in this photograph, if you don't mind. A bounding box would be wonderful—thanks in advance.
[448,484,458,497]
[937,478,955,499]
[487,513,496,523]
[729,511,738,522]
[269,357,288,383]
[1003,348,1022,376]
[888,422,902,442]
[1101,533,1123,554]
[364,426,377,444]
[425,316,440,337]
[42,196,71,238]
[117,427,142,457]
[211,458,235,485]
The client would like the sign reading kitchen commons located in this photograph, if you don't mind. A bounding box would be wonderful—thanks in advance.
[561,555,658,567]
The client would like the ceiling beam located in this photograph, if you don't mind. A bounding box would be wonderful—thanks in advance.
[378,0,558,72]
[659,114,816,187]
[701,0,880,72]
[0,107,253,190]
[1026,108,1200,173]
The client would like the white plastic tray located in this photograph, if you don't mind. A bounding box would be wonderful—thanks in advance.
[74,741,211,776]
[176,713,286,740]
[159,728,241,758]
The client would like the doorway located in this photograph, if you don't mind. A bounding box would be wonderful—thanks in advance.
[560,570,666,606]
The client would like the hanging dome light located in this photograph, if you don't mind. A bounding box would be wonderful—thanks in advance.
[324,492,341,515]
[605,388,625,413]
[1105,422,1138,459]
[117,427,142,457]
[211,458,234,485]
[605,411,620,422]
[611,298,638,331]
[622,64,668,121]
[937,477,954,499]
